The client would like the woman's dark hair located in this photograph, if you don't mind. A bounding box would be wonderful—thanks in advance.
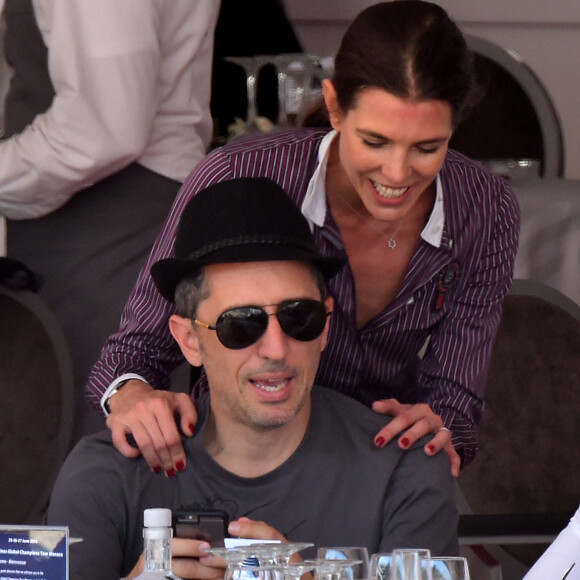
[304,0,477,128]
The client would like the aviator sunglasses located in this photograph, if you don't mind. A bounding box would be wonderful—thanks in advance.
[193,299,330,350]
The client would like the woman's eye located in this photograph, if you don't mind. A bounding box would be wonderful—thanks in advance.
[363,139,384,149]
[417,145,440,154]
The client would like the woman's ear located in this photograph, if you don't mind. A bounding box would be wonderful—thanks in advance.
[169,314,203,368]
[322,79,344,130]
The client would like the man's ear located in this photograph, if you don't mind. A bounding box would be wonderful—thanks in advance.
[322,79,344,131]
[169,314,203,367]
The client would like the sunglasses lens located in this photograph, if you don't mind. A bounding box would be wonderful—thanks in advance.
[213,300,328,349]
[216,307,268,349]
[278,299,328,341]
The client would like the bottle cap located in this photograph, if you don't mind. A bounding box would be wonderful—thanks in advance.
[144,508,172,529]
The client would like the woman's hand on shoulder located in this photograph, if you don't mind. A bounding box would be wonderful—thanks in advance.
[371,398,461,477]
[106,379,197,476]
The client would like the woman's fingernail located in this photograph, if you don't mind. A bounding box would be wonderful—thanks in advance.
[153,466,162,474]
[427,444,436,454]
[375,436,386,447]
[176,460,185,471]
[400,437,410,448]
[165,468,176,478]
[189,423,195,436]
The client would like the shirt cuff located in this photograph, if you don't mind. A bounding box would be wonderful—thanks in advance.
[100,373,147,416]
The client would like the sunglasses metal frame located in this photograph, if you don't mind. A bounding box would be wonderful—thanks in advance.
[193,299,331,350]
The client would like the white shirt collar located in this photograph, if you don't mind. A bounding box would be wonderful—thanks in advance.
[301,130,336,229]
[422,175,445,248]
[301,130,445,247]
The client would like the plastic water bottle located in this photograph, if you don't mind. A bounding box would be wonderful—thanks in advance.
[134,508,182,579]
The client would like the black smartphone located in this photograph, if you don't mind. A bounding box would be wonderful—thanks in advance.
[172,509,229,546]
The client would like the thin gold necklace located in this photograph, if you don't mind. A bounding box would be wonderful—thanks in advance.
[333,190,406,250]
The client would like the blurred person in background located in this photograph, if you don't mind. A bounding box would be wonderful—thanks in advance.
[0,0,219,442]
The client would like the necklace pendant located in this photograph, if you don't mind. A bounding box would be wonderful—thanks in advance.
[388,238,397,250]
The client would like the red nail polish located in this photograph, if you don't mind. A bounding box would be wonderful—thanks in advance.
[400,437,410,448]
[189,423,195,435]
[153,466,162,474]
[427,444,436,454]
[375,436,385,447]
[176,460,185,471]
[165,468,176,478]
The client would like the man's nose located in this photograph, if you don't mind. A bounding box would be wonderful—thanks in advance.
[255,313,290,360]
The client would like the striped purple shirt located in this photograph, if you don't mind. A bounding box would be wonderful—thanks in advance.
[87,128,520,465]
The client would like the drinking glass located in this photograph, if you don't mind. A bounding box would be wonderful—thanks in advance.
[430,557,470,580]
[269,53,304,126]
[259,542,314,565]
[390,549,432,580]
[313,558,364,580]
[317,547,369,580]
[270,54,317,127]
[205,546,268,580]
[226,563,279,580]
[282,561,318,580]
[223,55,270,138]
[369,553,392,580]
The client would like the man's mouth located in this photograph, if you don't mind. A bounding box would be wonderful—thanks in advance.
[250,378,290,393]
[372,180,408,199]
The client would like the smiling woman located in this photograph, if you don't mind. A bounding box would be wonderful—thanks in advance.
[86,1,520,478]
[323,87,454,316]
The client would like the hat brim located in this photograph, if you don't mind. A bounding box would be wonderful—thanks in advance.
[151,244,346,302]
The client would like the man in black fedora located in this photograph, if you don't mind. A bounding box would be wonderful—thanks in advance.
[47,177,458,580]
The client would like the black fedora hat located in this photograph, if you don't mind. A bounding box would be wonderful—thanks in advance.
[151,177,347,302]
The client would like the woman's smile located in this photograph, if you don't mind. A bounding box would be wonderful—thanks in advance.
[371,180,409,199]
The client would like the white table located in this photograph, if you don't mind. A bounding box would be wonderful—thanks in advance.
[512,178,580,305]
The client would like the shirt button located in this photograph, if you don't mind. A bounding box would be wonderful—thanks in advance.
[406,297,415,306]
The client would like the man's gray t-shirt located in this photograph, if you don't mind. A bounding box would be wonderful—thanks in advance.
[47,386,458,580]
